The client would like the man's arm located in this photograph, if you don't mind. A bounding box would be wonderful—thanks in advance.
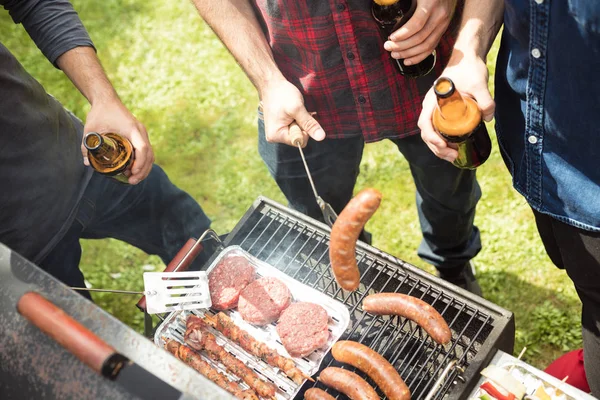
[417,0,504,162]
[1,0,153,184]
[191,0,324,146]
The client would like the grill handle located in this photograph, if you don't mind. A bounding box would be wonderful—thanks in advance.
[136,238,204,312]
[17,292,118,377]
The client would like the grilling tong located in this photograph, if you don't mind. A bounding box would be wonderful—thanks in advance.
[288,122,339,227]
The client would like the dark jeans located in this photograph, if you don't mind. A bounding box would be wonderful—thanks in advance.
[532,209,600,396]
[38,165,212,300]
[257,112,482,272]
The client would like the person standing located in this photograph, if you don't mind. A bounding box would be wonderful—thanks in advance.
[0,0,212,298]
[191,0,484,295]
[418,0,600,393]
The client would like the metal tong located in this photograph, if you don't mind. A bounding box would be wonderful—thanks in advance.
[289,122,338,227]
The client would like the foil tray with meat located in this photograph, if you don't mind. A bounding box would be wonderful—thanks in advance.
[154,246,351,400]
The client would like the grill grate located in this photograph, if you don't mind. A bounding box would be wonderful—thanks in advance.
[219,197,514,400]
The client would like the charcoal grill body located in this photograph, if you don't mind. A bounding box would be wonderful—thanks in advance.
[215,197,515,400]
[0,243,233,400]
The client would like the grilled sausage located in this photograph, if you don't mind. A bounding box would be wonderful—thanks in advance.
[318,367,379,400]
[304,388,336,400]
[331,341,409,400]
[363,293,452,345]
[329,188,382,291]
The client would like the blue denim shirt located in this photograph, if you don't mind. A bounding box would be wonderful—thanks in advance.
[494,0,600,232]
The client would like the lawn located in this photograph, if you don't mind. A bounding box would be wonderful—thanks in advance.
[0,0,583,369]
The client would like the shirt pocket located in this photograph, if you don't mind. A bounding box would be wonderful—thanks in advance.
[568,0,600,33]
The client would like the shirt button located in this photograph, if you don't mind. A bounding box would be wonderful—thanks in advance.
[358,95,366,104]
[528,135,538,144]
[347,51,355,60]
[532,95,539,105]
[531,48,542,58]
[337,3,346,11]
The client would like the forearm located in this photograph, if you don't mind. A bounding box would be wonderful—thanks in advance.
[191,0,285,97]
[450,0,504,63]
[56,46,118,106]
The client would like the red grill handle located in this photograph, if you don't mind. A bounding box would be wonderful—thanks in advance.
[136,238,204,312]
[17,292,115,375]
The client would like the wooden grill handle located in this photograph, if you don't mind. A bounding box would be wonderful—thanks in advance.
[136,238,203,312]
[17,292,116,375]
[289,122,304,147]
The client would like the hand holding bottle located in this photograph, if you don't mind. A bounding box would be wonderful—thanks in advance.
[259,79,325,148]
[383,0,457,65]
[418,56,494,163]
[82,98,154,185]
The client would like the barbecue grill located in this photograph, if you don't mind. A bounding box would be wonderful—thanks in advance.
[151,196,515,400]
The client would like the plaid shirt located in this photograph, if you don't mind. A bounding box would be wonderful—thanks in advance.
[252,1,462,143]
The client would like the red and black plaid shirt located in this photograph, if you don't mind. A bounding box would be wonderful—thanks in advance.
[251,1,461,143]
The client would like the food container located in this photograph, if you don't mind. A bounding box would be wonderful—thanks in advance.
[154,246,351,400]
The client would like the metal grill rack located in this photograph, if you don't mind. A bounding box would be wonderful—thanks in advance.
[213,197,515,400]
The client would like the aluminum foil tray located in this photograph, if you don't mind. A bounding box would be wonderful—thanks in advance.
[154,245,351,400]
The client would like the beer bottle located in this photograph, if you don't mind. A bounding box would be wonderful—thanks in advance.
[432,77,492,169]
[84,132,134,183]
[371,0,436,78]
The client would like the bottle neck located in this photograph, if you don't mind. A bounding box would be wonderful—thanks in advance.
[84,132,132,173]
[372,0,414,34]
[84,132,120,161]
[432,77,482,137]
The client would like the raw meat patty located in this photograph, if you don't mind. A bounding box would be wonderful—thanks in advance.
[208,256,255,310]
[276,302,329,358]
[238,277,292,325]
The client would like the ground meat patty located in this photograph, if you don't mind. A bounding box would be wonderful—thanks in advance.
[209,256,256,310]
[238,277,292,325]
[276,302,329,358]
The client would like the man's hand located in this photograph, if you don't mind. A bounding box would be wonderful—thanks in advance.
[384,0,457,65]
[418,54,494,162]
[82,98,154,185]
[260,79,326,147]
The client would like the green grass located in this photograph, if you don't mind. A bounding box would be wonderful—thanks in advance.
[1,1,582,369]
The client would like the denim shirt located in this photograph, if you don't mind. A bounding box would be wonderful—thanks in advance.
[494,0,600,232]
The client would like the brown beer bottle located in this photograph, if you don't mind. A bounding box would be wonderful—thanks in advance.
[84,132,134,183]
[432,77,492,169]
[371,0,436,78]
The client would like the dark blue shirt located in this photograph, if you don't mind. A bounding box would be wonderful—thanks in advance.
[1,0,93,262]
[495,0,600,232]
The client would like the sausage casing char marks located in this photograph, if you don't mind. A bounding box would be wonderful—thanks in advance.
[304,387,336,400]
[329,188,382,291]
[331,341,409,400]
[363,293,452,345]
[318,367,379,400]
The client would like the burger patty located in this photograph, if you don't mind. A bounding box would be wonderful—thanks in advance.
[276,302,329,358]
[238,277,292,325]
[208,255,256,310]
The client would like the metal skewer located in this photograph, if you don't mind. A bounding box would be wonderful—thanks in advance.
[289,122,338,227]
[71,287,144,295]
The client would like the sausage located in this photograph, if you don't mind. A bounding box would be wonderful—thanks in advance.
[362,293,452,345]
[318,367,379,400]
[331,341,410,400]
[304,388,336,400]
[329,188,382,291]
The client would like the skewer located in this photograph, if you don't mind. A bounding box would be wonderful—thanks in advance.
[204,312,314,384]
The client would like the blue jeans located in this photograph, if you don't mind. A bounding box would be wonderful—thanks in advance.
[258,112,481,273]
[38,165,212,299]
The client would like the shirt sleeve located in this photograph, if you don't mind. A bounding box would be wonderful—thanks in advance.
[1,0,96,68]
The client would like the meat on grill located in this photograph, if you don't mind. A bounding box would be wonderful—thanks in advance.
[238,277,292,325]
[209,255,256,310]
[276,302,329,358]
[204,311,312,385]
[164,339,258,400]
[184,315,277,398]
